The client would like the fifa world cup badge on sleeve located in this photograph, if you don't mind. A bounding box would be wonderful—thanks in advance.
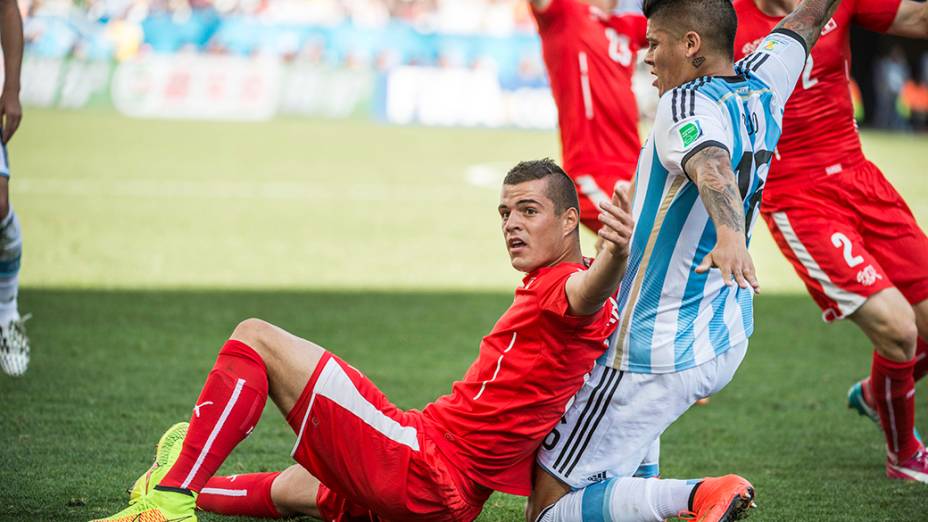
[679,121,703,148]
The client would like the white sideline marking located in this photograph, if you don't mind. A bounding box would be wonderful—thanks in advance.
[465,162,508,189]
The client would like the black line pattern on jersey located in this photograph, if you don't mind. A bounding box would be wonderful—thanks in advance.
[690,77,709,117]
[672,76,712,122]
[551,367,620,473]
[751,53,771,72]
[562,369,624,477]
[738,52,763,76]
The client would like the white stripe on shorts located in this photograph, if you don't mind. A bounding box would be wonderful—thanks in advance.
[291,357,420,455]
[771,211,866,318]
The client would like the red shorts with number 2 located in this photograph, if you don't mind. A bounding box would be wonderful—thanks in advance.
[762,160,928,322]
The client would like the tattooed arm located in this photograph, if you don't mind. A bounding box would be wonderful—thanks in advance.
[684,146,760,292]
[775,0,845,51]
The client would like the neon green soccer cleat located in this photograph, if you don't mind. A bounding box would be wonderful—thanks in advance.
[128,422,189,505]
[91,489,197,522]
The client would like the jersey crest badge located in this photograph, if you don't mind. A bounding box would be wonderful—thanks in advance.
[678,121,703,148]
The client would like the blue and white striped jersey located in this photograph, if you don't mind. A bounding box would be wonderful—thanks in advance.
[603,29,809,373]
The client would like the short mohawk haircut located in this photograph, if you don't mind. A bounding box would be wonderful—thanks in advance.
[503,158,579,216]
[642,0,738,60]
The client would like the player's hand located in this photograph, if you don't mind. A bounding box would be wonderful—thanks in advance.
[0,90,22,144]
[596,187,634,258]
[695,232,760,293]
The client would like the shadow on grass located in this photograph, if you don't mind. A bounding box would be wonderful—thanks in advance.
[2,289,925,521]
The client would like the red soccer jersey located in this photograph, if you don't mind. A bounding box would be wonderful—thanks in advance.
[421,262,617,496]
[733,0,901,194]
[532,0,647,176]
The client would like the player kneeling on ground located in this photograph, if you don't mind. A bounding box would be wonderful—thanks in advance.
[94,159,648,522]
[525,0,846,520]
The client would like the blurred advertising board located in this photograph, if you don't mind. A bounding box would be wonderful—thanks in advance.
[23,57,113,109]
[21,55,373,121]
[111,55,281,120]
[380,66,557,129]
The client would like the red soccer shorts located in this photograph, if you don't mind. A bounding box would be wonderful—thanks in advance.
[569,163,636,232]
[762,160,928,322]
[286,353,491,522]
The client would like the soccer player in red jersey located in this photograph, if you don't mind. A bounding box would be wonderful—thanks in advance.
[92,159,635,522]
[530,0,648,232]
[733,0,928,482]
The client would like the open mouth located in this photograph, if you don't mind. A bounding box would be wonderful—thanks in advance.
[508,238,526,251]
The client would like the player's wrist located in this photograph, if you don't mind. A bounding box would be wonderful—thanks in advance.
[1,83,19,97]
[715,227,746,246]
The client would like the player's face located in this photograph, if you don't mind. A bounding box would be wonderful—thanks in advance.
[644,19,692,96]
[498,179,574,273]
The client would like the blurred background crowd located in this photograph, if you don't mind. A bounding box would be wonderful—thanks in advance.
[19,0,928,131]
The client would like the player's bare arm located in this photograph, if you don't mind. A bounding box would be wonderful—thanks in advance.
[564,188,634,316]
[685,145,760,292]
[0,0,23,144]
[774,0,844,50]
[529,0,554,12]
[886,0,928,38]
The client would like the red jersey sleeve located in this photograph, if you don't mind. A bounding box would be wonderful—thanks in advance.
[852,0,902,33]
[531,0,578,30]
[532,264,616,332]
[614,13,648,48]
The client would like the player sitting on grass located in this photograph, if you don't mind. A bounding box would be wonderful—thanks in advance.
[91,158,728,522]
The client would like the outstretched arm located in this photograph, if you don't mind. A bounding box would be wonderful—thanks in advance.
[565,189,634,316]
[0,0,22,143]
[685,146,760,292]
[529,0,554,11]
[775,0,845,50]
[886,0,928,39]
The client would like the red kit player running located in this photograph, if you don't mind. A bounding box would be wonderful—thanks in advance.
[530,0,647,232]
[92,160,637,521]
[734,0,928,482]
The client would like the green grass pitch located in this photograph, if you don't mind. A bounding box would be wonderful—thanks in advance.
[2,109,928,520]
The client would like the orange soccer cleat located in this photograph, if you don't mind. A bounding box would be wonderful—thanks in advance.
[679,474,755,522]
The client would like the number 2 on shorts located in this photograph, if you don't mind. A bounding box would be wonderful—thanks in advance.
[831,232,864,268]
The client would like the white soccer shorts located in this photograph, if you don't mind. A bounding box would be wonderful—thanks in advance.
[537,341,748,488]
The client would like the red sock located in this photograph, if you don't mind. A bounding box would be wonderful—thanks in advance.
[158,340,269,493]
[870,351,920,462]
[197,472,282,518]
[913,338,928,382]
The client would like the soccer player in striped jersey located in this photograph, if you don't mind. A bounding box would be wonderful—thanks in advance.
[734,0,928,483]
[92,160,634,522]
[529,0,843,520]
[529,0,647,233]
[0,0,28,378]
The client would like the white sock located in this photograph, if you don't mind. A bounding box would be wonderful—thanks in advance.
[0,208,22,323]
[537,477,698,522]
